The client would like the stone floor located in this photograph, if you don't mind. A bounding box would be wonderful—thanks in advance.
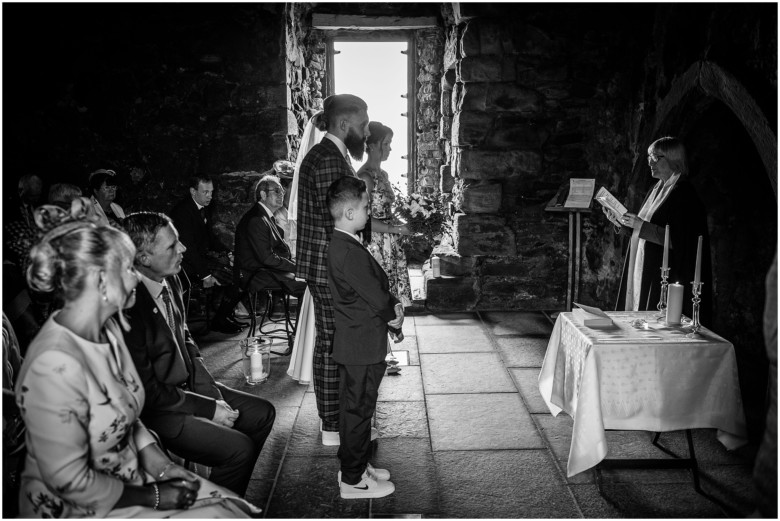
[190,305,762,519]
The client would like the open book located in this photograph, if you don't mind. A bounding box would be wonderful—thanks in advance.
[594,187,627,226]
[572,302,614,327]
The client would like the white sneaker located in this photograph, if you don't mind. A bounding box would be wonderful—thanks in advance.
[321,429,340,446]
[339,470,395,499]
[337,463,390,483]
[320,425,378,446]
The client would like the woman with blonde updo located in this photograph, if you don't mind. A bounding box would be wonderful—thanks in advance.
[16,198,258,518]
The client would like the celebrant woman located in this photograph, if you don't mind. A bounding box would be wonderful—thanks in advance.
[608,136,711,323]
[16,199,259,518]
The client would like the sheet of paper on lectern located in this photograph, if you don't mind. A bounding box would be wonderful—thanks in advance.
[564,178,595,208]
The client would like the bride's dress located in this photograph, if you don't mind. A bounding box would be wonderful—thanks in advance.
[287,284,315,384]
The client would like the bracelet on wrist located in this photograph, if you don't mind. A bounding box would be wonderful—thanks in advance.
[158,461,175,480]
[152,483,160,510]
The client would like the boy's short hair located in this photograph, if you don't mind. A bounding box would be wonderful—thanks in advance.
[327,176,367,219]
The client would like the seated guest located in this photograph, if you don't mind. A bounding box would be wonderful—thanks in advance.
[123,211,276,497]
[234,174,307,299]
[4,173,44,270]
[16,200,258,517]
[88,168,125,226]
[169,175,244,334]
[48,182,82,209]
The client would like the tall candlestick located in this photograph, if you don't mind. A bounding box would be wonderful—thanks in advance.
[693,235,703,285]
[666,282,684,325]
[662,225,670,270]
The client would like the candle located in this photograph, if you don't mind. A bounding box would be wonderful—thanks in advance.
[693,235,703,285]
[666,282,684,324]
[662,225,670,270]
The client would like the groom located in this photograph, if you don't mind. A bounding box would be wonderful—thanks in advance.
[296,94,371,445]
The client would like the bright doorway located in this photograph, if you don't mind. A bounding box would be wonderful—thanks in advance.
[333,40,410,193]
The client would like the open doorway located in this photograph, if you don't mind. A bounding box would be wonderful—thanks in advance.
[332,40,410,193]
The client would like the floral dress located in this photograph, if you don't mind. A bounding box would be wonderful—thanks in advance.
[361,167,412,307]
[15,314,257,518]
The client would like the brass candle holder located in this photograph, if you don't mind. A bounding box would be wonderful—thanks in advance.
[656,267,670,321]
[685,281,703,338]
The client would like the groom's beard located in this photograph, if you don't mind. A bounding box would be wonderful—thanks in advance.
[345,127,366,162]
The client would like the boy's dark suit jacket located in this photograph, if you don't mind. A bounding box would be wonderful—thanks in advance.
[234,203,296,291]
[327,230,399,365]
[124,274,223,438]
[169,196,230,281]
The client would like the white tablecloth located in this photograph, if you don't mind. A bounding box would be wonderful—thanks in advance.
[538,311,747,477]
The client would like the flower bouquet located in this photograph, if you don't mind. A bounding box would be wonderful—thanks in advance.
[392,189,451,256]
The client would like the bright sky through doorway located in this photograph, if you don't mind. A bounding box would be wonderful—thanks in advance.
[334,41,409,193]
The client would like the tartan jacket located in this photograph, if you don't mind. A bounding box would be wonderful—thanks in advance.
[295,138,355,285]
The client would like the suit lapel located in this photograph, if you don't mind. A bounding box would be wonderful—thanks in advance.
[335,231,388,287]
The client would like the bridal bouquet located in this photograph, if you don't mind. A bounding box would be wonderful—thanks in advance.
[392,189,451,250]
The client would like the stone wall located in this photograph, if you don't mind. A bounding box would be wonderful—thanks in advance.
[415,28,446,195]
[429,4,643,311]
[4,3,293,247]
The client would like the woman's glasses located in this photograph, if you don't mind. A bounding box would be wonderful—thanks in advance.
[647,153,665,163]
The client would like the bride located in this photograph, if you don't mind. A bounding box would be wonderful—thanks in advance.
[287,112,324,385]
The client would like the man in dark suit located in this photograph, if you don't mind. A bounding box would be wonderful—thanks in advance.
[295,93,371,445]
[123,211,276,497]
[169,175,243,334]
[234,174,307,297]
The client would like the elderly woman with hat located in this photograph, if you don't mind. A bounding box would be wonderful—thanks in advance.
[89,168,125,226]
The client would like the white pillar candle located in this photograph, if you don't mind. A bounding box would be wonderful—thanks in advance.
[666,283,684,324]
[431,256,441,278]
[662,225,670,270]
[693,235,703,285]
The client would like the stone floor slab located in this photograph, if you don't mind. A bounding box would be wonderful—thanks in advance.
[201,342,307,408]
[420,352,516,394]
[378,365,424,401]
[265,454,369,518]
[481,311,553,336]
[286,392,340,457]
[389,334,420,365]
[496,335,550,367]
[509,367,549,413]
[434,450,580,518]
[375,401,429,438]
[369,437,440,516]
[416,325,494,353]
[413,312,481,327]
[427,393,544,450]
[250,406,298,484]
[591,481,728,518]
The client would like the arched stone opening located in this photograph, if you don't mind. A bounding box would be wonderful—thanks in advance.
[629,61,776,440]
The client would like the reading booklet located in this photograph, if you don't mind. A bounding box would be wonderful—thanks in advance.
[594,187,628,224]
[572,302,614,327]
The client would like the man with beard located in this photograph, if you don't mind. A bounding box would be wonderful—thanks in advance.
[296,94,374,445]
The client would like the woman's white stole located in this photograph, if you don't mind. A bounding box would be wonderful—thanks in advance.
[625,173,680,310]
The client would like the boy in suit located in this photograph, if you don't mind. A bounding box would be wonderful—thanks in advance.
[326,176,404,499]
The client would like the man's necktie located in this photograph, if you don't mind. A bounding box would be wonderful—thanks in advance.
[199,207,207,224]
[161,286,178,332]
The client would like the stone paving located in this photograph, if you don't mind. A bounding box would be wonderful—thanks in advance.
[193,310,760,518]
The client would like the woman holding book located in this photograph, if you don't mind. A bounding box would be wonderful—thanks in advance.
[608,136,711,322]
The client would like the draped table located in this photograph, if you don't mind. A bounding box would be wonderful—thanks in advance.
[538,310,747,478]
